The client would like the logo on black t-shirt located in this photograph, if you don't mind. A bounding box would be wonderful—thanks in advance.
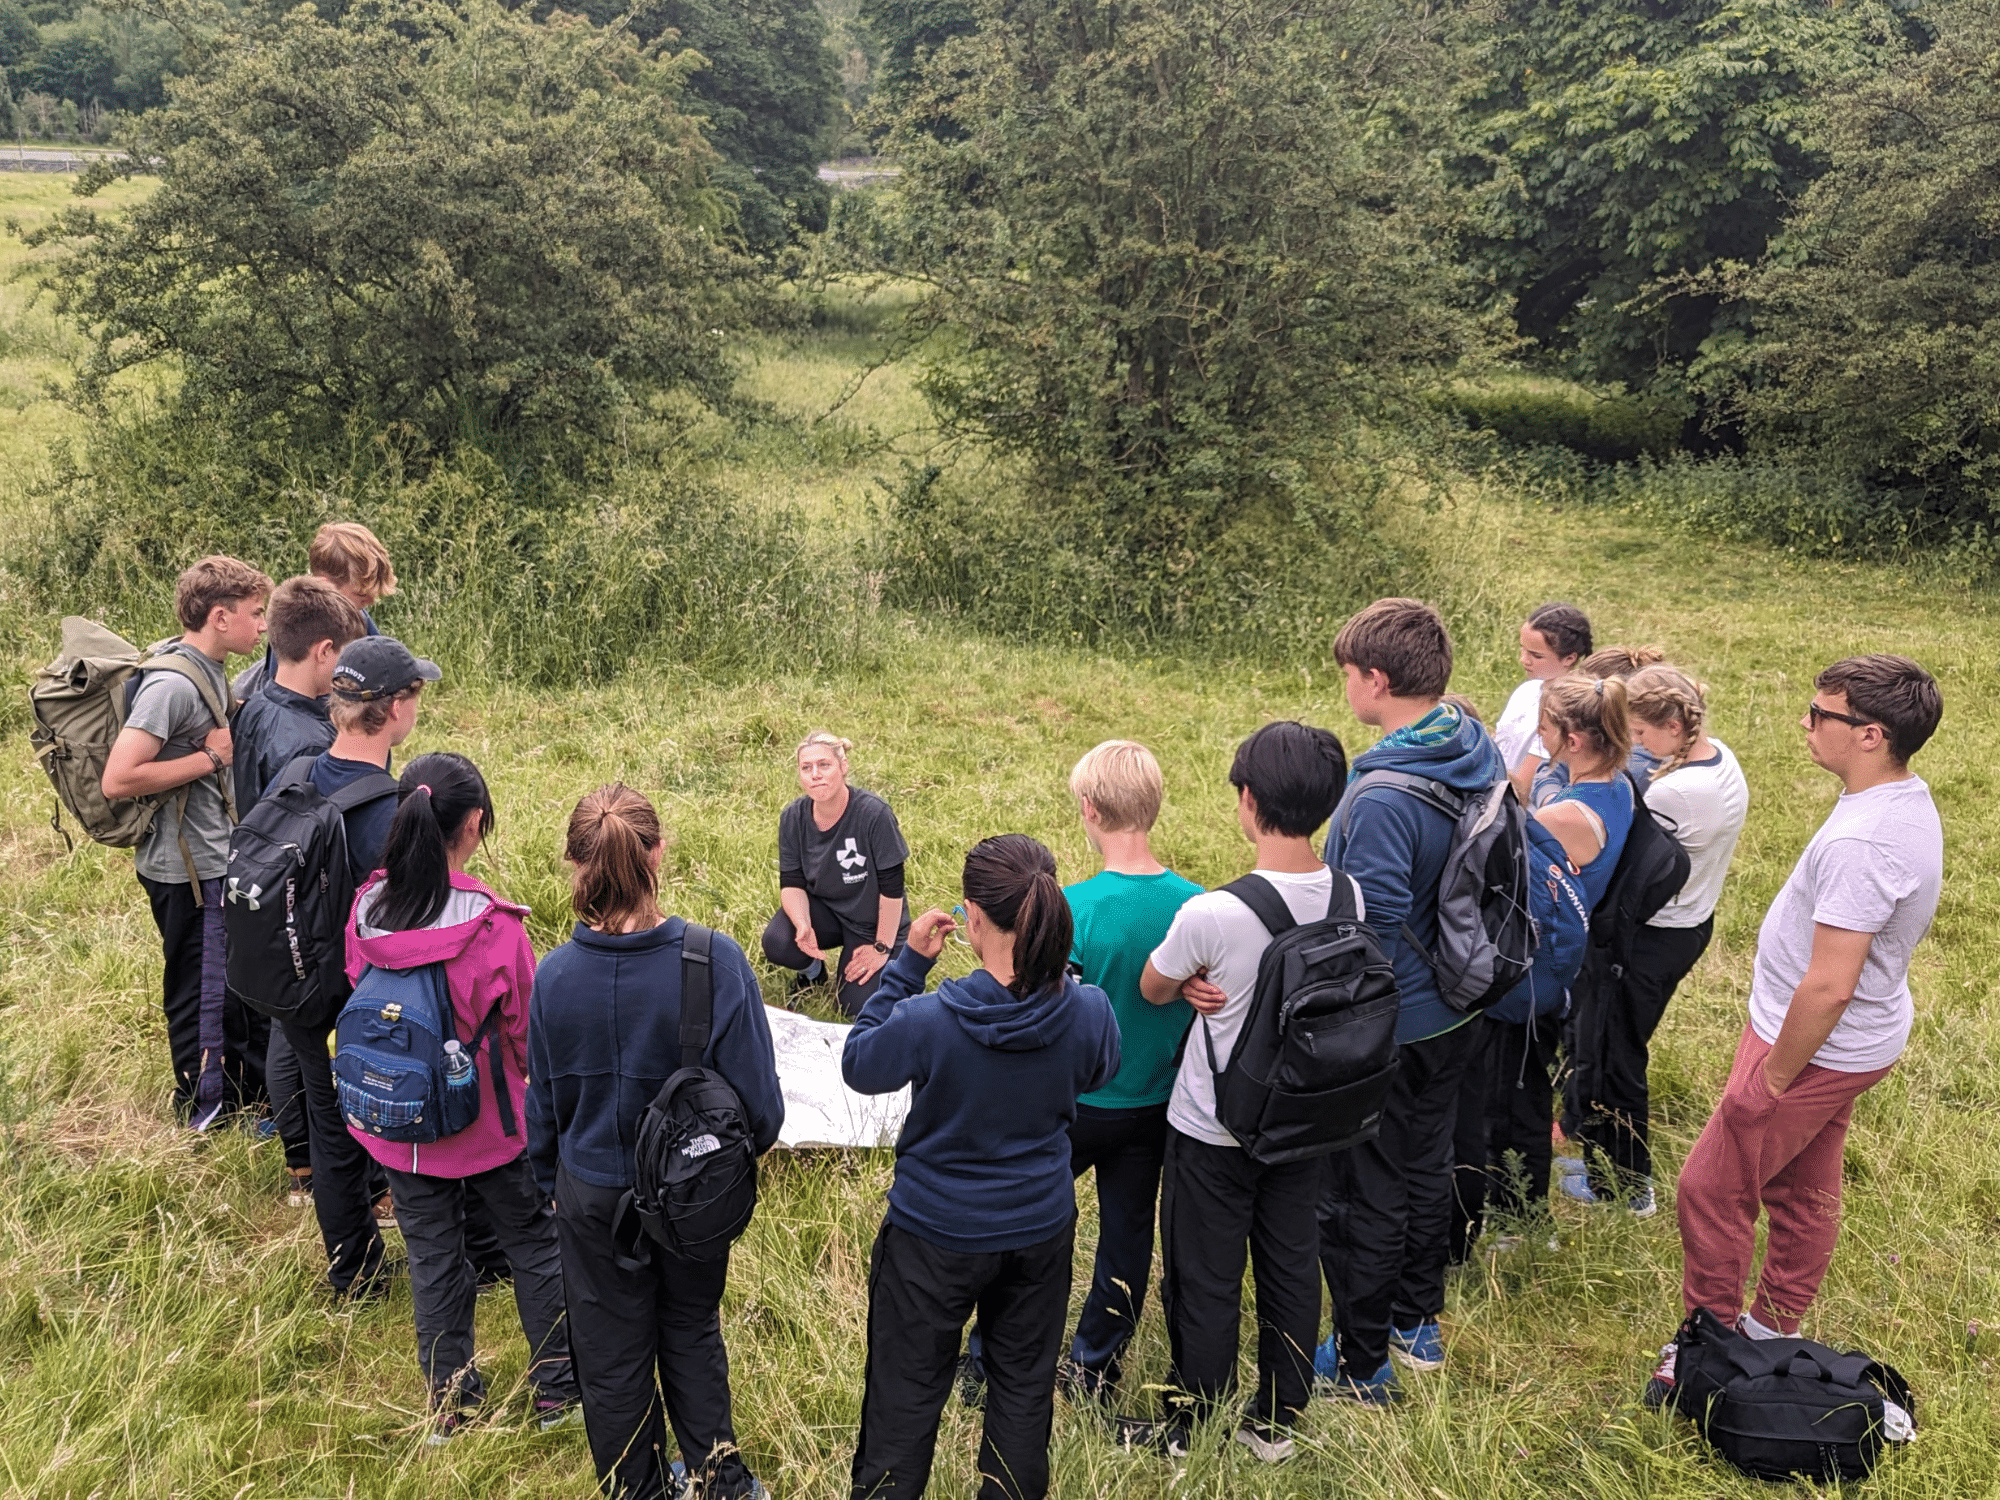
[836,837,868,882]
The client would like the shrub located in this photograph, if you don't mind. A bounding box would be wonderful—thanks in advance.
[13,415,861,688]
[876,457,1408,661]
[866,0,1469,602]
[23,0,746,463]
[1437,382,1684,463]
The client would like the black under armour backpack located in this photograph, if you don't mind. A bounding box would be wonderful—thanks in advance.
[223,755,399,1029]
[626,923,760,1260]
[1667,1306,1916,1482]
[1202,873,1402,1164]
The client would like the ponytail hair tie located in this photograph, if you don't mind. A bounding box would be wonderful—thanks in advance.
[1593,679,1605,697]
[416,784,433,796]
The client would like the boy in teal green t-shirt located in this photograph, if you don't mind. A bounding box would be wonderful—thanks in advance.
[962,740,1198,1401]
[1059,741,1201,1397]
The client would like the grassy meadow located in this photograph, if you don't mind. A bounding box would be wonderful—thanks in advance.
[3,173,2000,1497]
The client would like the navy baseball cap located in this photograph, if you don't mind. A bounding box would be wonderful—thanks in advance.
[331,635,441,701]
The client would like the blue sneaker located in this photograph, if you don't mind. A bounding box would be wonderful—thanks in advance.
[1389,1321,1444,1372]
[1318,1357,1398,1407]
[1559,1169,1599,1204]
[1311,1334,1340,1383]
[1553,1154,1584,1178]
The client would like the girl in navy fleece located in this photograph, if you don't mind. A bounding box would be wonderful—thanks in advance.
[526,784,781,1500]
[844,834,1119,1500]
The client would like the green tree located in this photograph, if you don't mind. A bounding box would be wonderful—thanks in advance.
[551,0,842,254]
[26,22,112,100]
[1452,0,1900,408]
[663,0,841,250]
[856,0,970,106]
[0,0,37,72]
[1725,0,2000,529]
[875,0,1465,557]
[27,0,744,457]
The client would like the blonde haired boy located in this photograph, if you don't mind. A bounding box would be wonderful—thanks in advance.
[236,522,399,701]
[968,739,1201,1404]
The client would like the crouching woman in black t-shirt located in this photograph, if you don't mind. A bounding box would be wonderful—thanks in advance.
[761,731,911,1017]
[527,784,785,1500]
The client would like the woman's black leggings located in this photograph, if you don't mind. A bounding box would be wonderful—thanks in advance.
[761,896,906,1018]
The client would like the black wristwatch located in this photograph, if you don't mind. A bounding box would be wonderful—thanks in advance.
[868,940,891,954]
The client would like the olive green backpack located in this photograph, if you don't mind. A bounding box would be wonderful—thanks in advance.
[30,616,235,881]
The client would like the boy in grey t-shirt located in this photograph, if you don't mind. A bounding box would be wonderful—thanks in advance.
[102,556,272,1129]
[1660,656,1943,1393]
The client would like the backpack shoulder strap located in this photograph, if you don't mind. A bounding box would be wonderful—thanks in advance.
[138,649,233,731]
[679,920,715,1070]
[326,770,401,814]
[1219,873,1296,938]
[1338,769,1467,840]
[1326,872,1362,924]
[135,649,240,830]
[464,989,520,1139]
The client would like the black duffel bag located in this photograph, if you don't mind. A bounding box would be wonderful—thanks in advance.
[1667,1306,1915,1482]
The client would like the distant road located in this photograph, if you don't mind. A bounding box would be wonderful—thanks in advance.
[0,146,123,174]
[818,160,900,190]
[5,149,895,183]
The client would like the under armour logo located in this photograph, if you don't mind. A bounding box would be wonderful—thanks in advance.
[226,877,264,910]
[835,838,866,873]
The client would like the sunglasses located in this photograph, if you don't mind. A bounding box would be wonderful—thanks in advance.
[951,904,970,946]
[1807,702,1876,731]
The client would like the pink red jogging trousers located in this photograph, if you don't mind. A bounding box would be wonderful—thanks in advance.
[1676,1025,1892,1333]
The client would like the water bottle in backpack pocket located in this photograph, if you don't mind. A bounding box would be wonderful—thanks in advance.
[333,961,494,1144]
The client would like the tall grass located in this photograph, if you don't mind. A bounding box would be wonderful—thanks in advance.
[4,175,1999,1497]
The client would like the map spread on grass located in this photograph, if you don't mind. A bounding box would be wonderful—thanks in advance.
[765,1004,909,1149]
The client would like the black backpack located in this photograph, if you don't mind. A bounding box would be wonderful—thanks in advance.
[1340,771,1536,1015]
[1201,873,1402,1164]
[223,755,398,1029]
[1587,771,1692,961]
[625,923,760,1260]
[1668,1306,1915,1482]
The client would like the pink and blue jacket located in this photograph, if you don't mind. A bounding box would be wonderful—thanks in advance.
[343,871,537,1178]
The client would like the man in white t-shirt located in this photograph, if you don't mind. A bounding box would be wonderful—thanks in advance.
[1112,722,1349,1464]
[1660,655,1943,1391]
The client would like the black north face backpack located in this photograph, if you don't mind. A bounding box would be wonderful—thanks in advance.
[625,923,760,1260]
[1668,1307,1916,1483]
[1202,873,1402,1164]
[224,755,399,1028]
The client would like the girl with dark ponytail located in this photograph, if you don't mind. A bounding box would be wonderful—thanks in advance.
[341,753,579,1441]
[842,834,1121,1500]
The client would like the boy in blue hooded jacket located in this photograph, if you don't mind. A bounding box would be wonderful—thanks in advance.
[1319,598,1506,1402]
[843,834,1118,1500]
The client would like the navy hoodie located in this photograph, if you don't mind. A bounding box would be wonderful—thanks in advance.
[843,946,1120,1254]
[526,917,784,1197]
[1326,705,1507,1045]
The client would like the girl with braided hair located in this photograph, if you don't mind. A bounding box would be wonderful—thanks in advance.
[1561,665,1749,1211]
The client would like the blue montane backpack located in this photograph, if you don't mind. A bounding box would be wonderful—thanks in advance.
[333,961,516,1145]
[1486,818,1590,1025]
